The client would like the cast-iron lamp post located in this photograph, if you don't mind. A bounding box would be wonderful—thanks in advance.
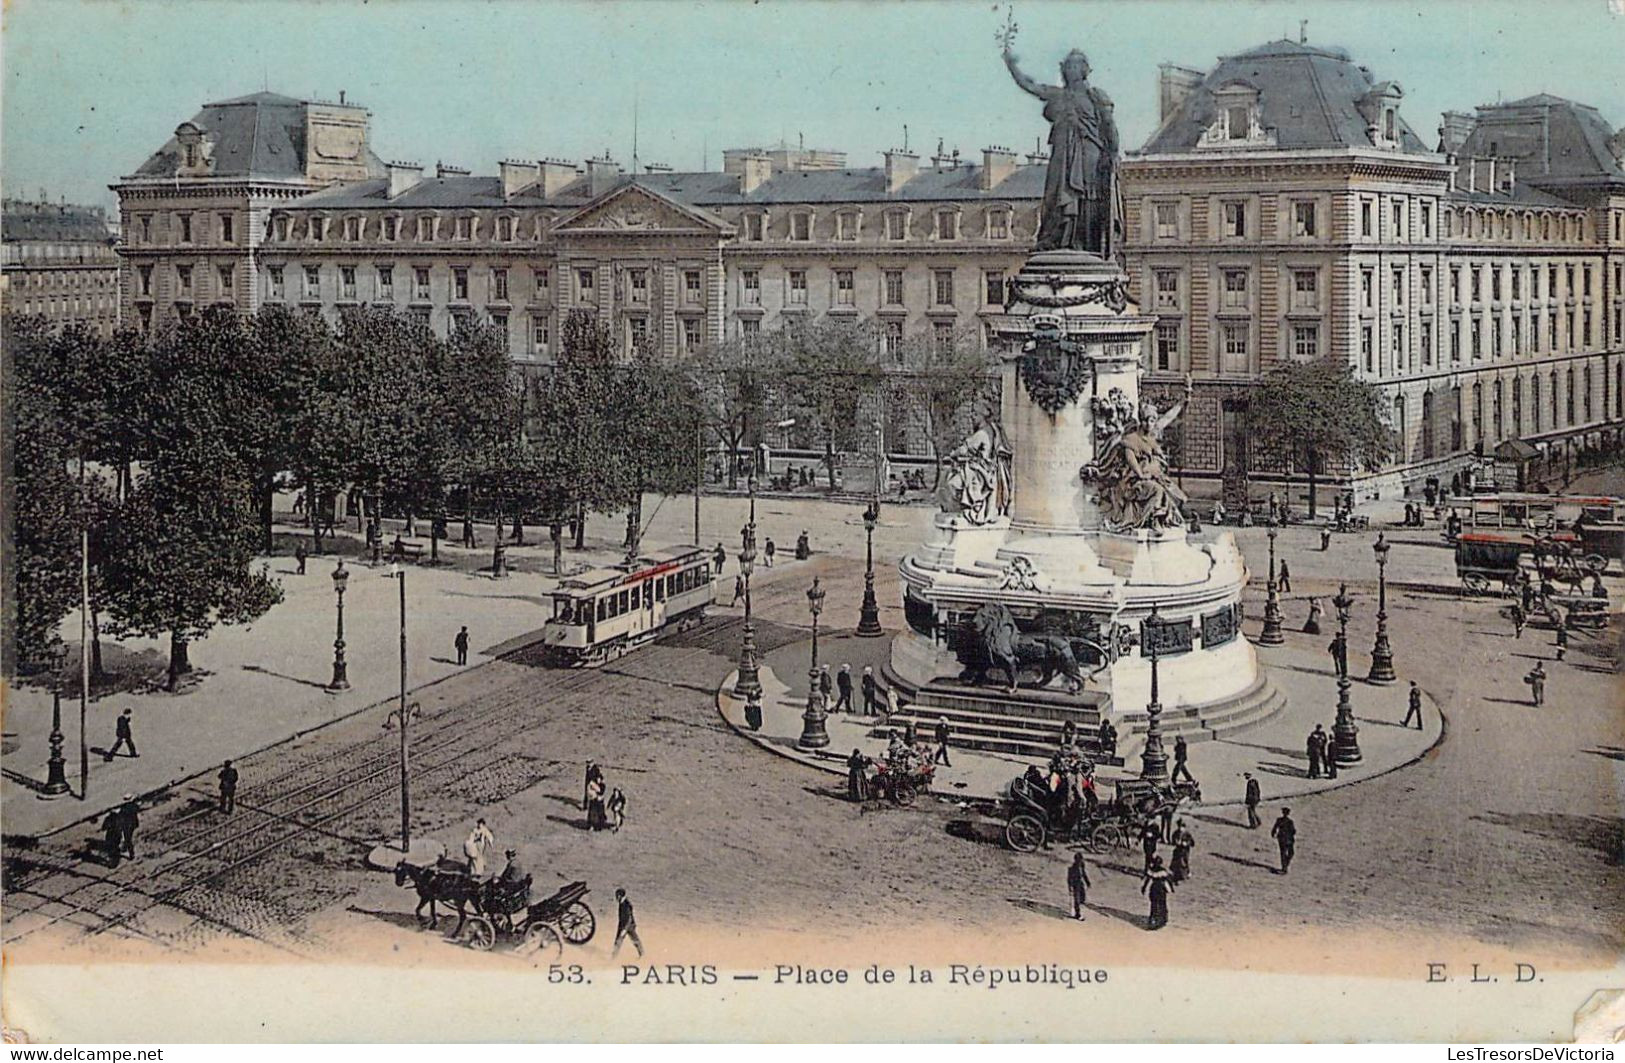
[41,644,71,798]
[798,576,830,749]
[1139,607,1170,786]
[734,507,761,700]
[1368,533,1396,683]
[328,560,350,692]
[1259,518,1285,645]
[1332,581,1363,765]
[856,499,883,637]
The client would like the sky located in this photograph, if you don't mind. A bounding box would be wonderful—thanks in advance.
[3,0,1623,211]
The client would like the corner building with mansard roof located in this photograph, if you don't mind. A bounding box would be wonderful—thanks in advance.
[1124,40,1624,501]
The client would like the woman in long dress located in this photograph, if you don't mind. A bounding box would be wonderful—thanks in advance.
[1141,855,1174,930]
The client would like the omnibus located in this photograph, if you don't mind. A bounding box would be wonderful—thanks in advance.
[539,545,715,666]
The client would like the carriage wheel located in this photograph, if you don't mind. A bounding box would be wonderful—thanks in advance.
[1462,573,1490,595]
[1089,822,1127,853]
[558,901,596,945]
[461,915,496,952]
[1005,814,1045,853]
[893,781,918,807]
[1583,554,1607,574]
[520,922,562,961]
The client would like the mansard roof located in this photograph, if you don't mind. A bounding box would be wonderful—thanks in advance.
[1140,40,1432,154]
[2,201,117,245]
[1457,94,1625,187]
[127,92,384,181]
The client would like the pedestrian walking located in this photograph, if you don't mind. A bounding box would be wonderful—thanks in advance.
[586,774,608,831]
[1305,725,1324,779]
[1138,819,1161,870]
[861,666,878,715]
[1524,662,1547,707]
[884,685,900,720]
[101,809,123,867]
[1244,772,1261,829]
[455,625,470,666]
[1554,624,1568,663]
[1141,857,1173,930]
[583,761,604,811]
[713,543,727,574]
[116,794,140,859]
[1171,734,1195,785]
[612,888,644,957]
[846,749,870,802]
[107,708,138,760]
[1401,681,1424,729]
[933,717,952,766]
[1169,820,1194,882]
[1511,603,1526,639]
[606,787,626,833]
[1304,597,1323,635]
[293,490,307,516]
[217,760,239,814]
[834,664,854,713]
[1067,852,1092,920]
[464,817,495,875]
[764,538,776,567]
[1271,807,1296,874]
[818,664,833,706]
[295,541,308,575]
[1323,729,1339,779]
[1278,560,1292,593]
[731,574,745,607]
[1319,528,1332,552]
[1097,719,1118,759]
[795,530,810,560]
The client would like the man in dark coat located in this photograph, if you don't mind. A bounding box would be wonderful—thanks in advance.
[713,543,727,574]
[933,717,952,766]
[107,708,138,760]
[731,575,745,607]
[583,761,604,811]
[1324,730,1340,779]
[834,664,854,713]
[454,626,470,666]
[1097,719,1117,759]
[218,760,239,814]
[116,794,140,859]
[1067,852,1092,920]
[101,809,123,867]
[613,888,644,957]
[818,665,833,707]
[1138,819,1161,870]
[1169,820,1195,882]
[861,667,878,715]
[846,749,870,803]
[1277,560,1292,593]
[1171,734,1194,785]
[295,541,308,575]
[763,538,776,566]
[1305,726,1323,779]
[1271,807,1297,874]
[1244,772,1262,829]
[1402,681,1424,729]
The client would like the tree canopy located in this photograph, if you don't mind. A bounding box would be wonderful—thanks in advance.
[1247,360,1394,514]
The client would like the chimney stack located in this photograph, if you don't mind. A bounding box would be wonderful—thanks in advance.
[586,156,620,198]
[1157,64,1205,125]
[499,159,540,199]
[386,160,423,200]
[739,153,772,194]
[1467,156,1477,194]
[884,149,919,193]
[1487,157,1497,196]
[538,159,577,199]
[1505,158,1516,193]
[436,162,470,179]
[979,146,1018,191]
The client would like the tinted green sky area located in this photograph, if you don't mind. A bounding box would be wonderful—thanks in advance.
[4,0,1623,209]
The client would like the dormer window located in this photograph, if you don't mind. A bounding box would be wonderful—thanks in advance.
[1226,105,1250,140]
[275,215,290,241]
[344,217,362,242]
[885,210,908,241]
[743,213,765,242]
[417,216,434,241]
[455,216,474,241]
[383,216,399,242]
[836,211,860,241]
[1200,83,1272,149]
[1384,109,1397,142]
[935,210,959,240]
[309,216,328,242]
[790,212,813,242]
[987,208,1010,240]
[497,216,515,241]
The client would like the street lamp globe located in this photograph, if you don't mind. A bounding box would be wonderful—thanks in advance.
[332,559,350,594]
[863,501,879,534]
[807,576,826,619]
[799,576,830,749]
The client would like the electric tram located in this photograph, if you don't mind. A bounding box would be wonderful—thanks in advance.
[539,545,715,666]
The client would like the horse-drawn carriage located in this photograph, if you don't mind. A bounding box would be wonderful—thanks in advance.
[394,860,595,957]
[867,755,935,806]
[1001,771,1199,854]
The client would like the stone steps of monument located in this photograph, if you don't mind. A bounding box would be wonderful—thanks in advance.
[875,708,1125,767]
[1114,679,1286,744]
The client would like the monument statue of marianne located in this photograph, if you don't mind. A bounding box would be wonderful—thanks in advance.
[1000,21,1125,261]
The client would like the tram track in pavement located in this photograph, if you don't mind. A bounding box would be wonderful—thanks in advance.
[4,640,726,953]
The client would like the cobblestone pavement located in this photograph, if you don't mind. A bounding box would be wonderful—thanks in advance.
[4,524,1620,973]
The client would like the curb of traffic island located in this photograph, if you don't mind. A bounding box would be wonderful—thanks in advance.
[24,642,538,845]
[364,837,447,872]
[1200,687,1449,807]
[714,667,850,782]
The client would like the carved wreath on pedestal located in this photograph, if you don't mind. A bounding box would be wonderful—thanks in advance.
[1017,320,1091,416]
[1007,276,1129,314]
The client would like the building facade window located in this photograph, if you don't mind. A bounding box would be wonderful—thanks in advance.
[835,270,856,306]
[683,270,700,303]
[1154,202,1177,239]
[493,268,509,302]
[628,268,648,304]
[984,270,1005,307]
[219,213,234,244]
[339,266,356,301]
[933,269,954,306]
[1220,322,1249,373]
[177,212,194,244]
[455,216,473,241]
[883,319,903,359]
[1155,269,1180,310]
[1420,319,1433,367]
[1292,323,1319,359]
[884,270,904,307]
[742,269,760,305]
[302,266,318,299]
[377,266,394,301]
[533,316,551,356]
[1361,269,1375,310]
[140,264,156,297]
[453,267,470,301]
[1154,321,1180,372]
[682,318,702,352]
[1222,201,1246,239]
[1292,200,1316,238]
[497,216,514,242]
[1361,325,1374,374]
[1221,268,1247,309]
[1360,200,1373,238]
[578,268,595,301]
[788,269,808,306]
[414,268,431,301]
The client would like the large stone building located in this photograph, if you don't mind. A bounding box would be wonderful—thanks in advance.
[115,51,1625,496]
[2,196,121,336]
[1123,40,1624,500]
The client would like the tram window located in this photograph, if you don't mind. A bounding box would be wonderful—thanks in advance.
[665,575,674,596]
[597,597,607,621]
[700,563,710,583]
[644,582,653,607]
[619,590,630,613]
[656,580,666,601]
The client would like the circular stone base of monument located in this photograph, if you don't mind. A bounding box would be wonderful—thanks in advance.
[364,837,446,872]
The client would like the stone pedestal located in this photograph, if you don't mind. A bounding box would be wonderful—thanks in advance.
[888,250,1276,746]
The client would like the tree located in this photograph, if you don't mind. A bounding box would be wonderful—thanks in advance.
[1246,360,1394,516]
[689,336,786,488]
[781,317,882,489]
[5,317,85,669]
[892,326,1000,487]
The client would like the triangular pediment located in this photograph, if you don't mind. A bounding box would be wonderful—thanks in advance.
[553,183,730,235]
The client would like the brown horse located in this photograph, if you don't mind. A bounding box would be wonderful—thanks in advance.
[394,861,484,934]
